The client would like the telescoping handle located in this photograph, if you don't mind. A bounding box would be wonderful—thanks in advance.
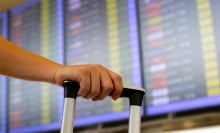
[60,81,145,133]
[60,81,79,133]
[121,85,145,133]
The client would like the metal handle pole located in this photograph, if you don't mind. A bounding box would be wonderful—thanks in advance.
[122,86,145,133]
[129,105,141,133]
[61,98,76,133]
[61,81,80,133]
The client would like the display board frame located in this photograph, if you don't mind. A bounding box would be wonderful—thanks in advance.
[0,11,8,133]
[9,0,64,132]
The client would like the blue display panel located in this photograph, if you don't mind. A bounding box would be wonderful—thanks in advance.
[65,0,142,127]
[9,0,64,132]
[139,0,220,116]
[0,11,8,133]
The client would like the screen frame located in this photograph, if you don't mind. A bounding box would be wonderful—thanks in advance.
[9,0,64,132]
[0,11,8,133]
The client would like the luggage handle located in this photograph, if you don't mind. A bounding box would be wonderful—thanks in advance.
[61,80,145,133]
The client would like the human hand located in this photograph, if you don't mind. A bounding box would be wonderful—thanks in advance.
[54,64,123,100]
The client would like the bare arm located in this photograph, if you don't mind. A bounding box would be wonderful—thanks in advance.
[0,36,62,83]
[0,36,123,100]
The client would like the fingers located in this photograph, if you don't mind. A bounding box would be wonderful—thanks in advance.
[80,64,123,100]
[83,67,100,99]
[55,64,123,100]
[76,68,91,97]
[92,66,113,101]
[107,70,123,100]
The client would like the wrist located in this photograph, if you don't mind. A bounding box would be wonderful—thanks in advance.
[52,64,65,86]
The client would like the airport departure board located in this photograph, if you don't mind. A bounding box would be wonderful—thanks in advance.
[139,0,220,115]
[0,12,7,133]
[65,0,142,126]
[9,0,64,132]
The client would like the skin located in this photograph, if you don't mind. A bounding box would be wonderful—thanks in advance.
[0,36,123,100]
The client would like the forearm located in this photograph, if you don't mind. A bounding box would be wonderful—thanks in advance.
[0,36,63,84]
[0,36,124,100]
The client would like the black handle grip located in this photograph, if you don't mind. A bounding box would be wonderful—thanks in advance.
[63,80,80,99]
[120,87,145,106]
[63,81,145,106]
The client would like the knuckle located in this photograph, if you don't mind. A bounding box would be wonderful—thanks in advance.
[91,89,100,96]
[94,64,104,69]
[102,84,113,90]
[80,69,90,76]
[113,74,122,82]
[80,86,90,94]
[102,84,113,92]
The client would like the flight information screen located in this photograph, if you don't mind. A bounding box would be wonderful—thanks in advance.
[9,0,64,132]
[139,0,220,115]
[0,12,7,133]
[65,0,142,126]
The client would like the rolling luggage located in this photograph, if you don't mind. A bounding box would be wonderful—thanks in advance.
[60,81,145,133]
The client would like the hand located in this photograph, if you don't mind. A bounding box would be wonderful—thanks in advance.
[54,64,123,100]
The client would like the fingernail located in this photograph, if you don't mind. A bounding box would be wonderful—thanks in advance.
[93,98,98,101]
[112,96,118,101]
[78,95,83,98]
[77,92,84,97]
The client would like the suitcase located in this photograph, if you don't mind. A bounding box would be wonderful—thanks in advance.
[60,80,145,133]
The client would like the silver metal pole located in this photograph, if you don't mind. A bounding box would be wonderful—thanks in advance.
[61,98,76,133]
[129,105,141,133]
